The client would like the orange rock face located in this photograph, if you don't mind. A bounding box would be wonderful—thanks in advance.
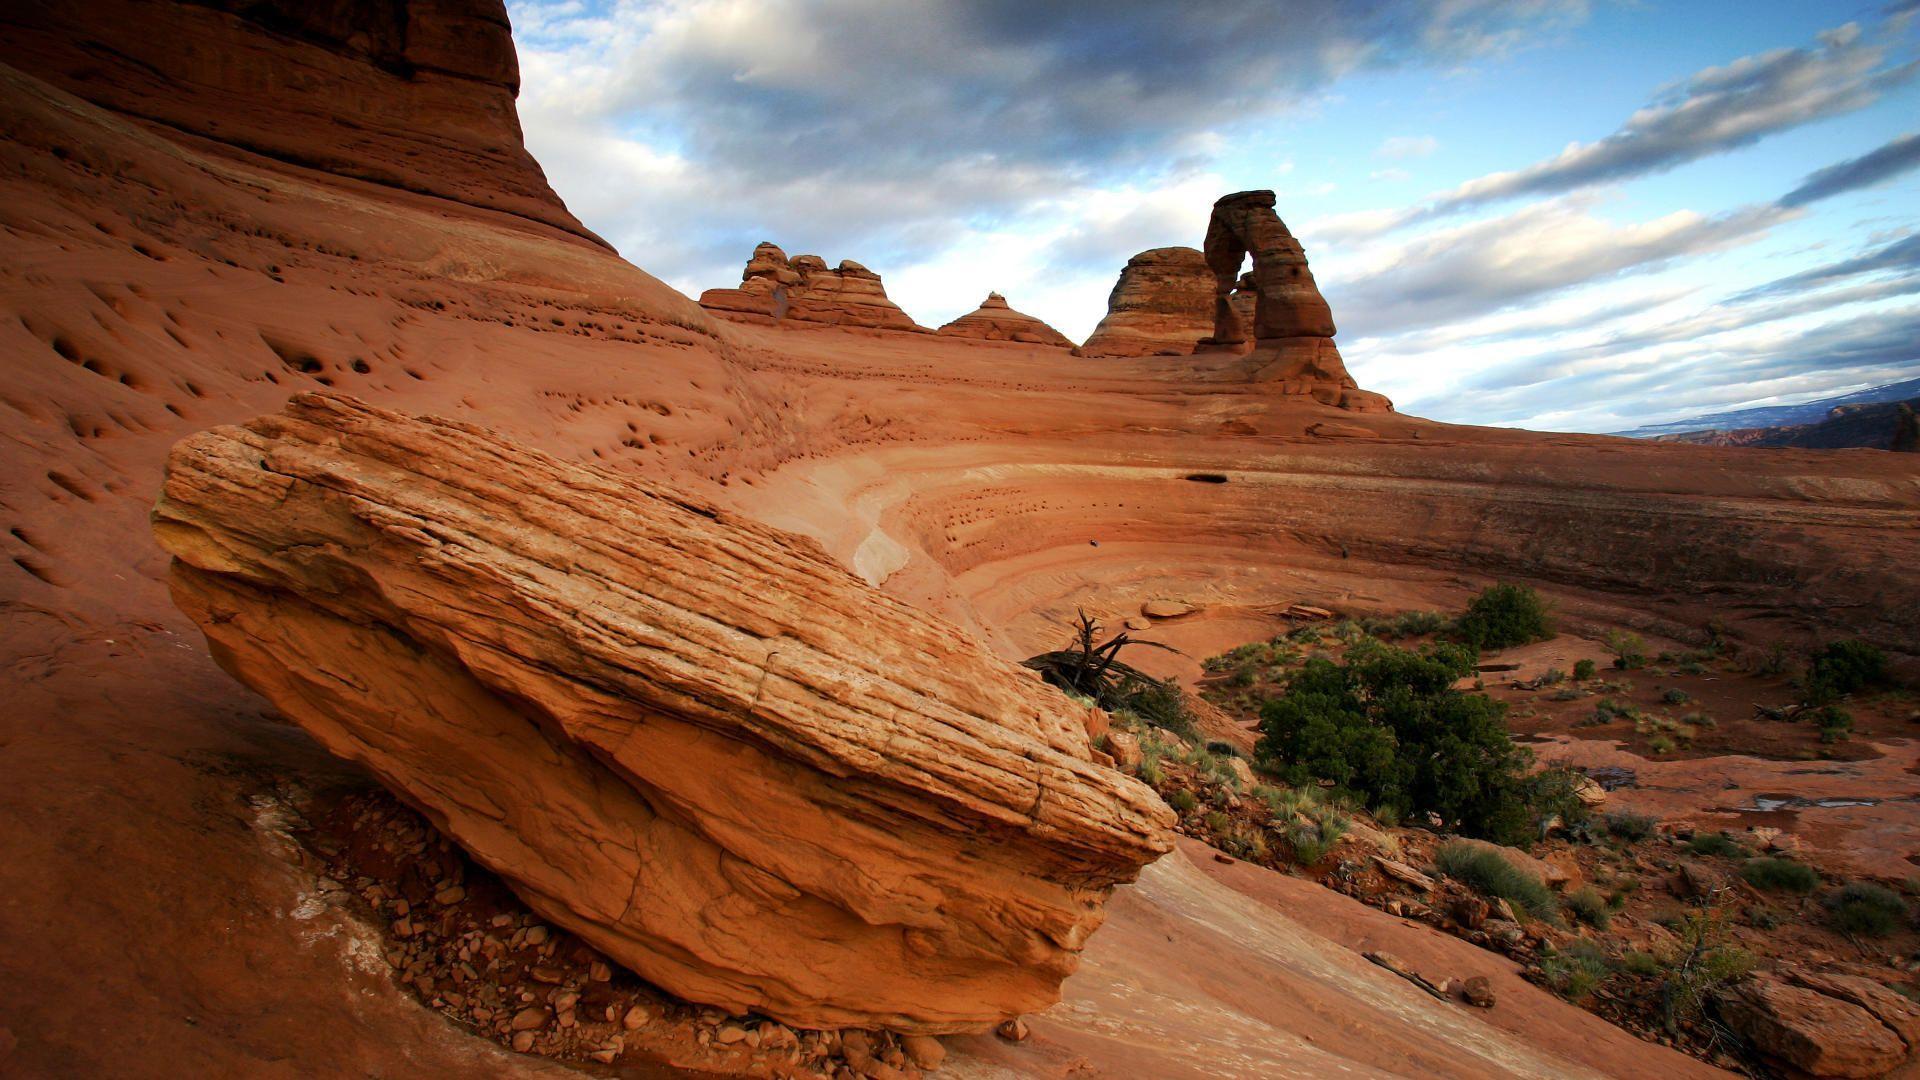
[151,393,1173,1034]
[938,293,1073,348]
[1076,246,1216,357]
[701,243,928,332]
[0,0,600,246]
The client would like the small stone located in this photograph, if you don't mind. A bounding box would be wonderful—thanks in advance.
[901,1034,946,1069]
[622,1006,648,1031]
[994,1018,1030,1042]
[511,1031,535,1053]
[524,925,550,946]
[589,961,612,982]
[1464,976,1495,1008]
[588,1048,617,1064]
[490,913,513,928]
[530,965,564,985]
[715,1022,749,1045]
[434,885,466,905]
[553,991,579,1012]
[511,1007,547,1032]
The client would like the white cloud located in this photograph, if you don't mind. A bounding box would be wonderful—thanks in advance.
[1375,135,1439,159]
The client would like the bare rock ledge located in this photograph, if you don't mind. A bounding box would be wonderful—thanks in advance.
[151,393,1172,1033]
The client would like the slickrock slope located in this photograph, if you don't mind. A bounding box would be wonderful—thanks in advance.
[1076,246,1216,357]
[701,243,927,332]
[152,392,1172,1033]
[936,293,1073,347]
[0,0,599,246]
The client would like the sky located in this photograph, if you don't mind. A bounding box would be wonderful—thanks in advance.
[506,0,1920,432]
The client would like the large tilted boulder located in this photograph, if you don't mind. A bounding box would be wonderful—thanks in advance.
[937,292,1073,348]
[151,393,1172,1033]
[1076,246,1215,358]
[701,243,928,332]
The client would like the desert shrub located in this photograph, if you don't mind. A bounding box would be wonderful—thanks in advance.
[1542,940,1611,1001]
[1539,668,1567,686]
[1138,755,1164,786]
[1168,789,1198,814]
[1620,949,1661,977]
[1678,660,1708,676]
[1566,886,1613,929]
[1255,783,1320,820]
[1572,658,1598,681]
[1117,676,1199,741]
[1681,710,1717,730]
[1434,841,1561,925]
[1206,740,1242,759]
[1753,642,1791,677]
[1649,734,1675,755]
[1814,704,1853,744]
[1256,641,1541,843]
[1686,833,1746,858]
[1825,882,1907,937]
[1605,812,1656,843]
[1454,583,1552,651]
[1740,858,1818,893]
[1806,639,1889,705]
[1745,904,1781,930]
[1661,688,1690,705]
[1550,688,1582,702]
[1203,810,1231,835]
[1524,766,1597,835]
[1371,803,1402,828]
[1288,626,1322,644]
[1659,908,1755,1032]
[1604,630,1648,670]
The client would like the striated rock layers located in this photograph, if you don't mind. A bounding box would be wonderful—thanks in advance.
[937,293,1073,348]
[1076,247,1216,358]
[0,0,600,245]
[151,393,1173,1034]
[701,242,928,332]
[1202,190,1390,413]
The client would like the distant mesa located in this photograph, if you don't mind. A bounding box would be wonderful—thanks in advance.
[700,242,929,333]
[1075,247,1216,358]
[937,292,1073,348]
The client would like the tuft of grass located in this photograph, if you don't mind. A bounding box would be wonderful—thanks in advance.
[1566,886,1613,929]
[1604,630,1648,670]
[1661,688,1691,705]
[1168,789,1198,814]
[1685,833,1747,858]
[1572,658,1598,681]
[1605,812,1656,843]
[1739,858,1818,893]
[1648,734,1676,755]
[1434,841,1561,925]
[1825,882,1907,937]
[1541,940,1611,1001]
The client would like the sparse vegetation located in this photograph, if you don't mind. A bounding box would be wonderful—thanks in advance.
[1685,833,1746,858]
[1573,658,1597,681]
[1434,841,1561,925]
[1739,858,1818,893]
[1605,812,1655,843]
[1359,610,1447,640]
[1453,583,1552,651]
[1825,882,1907,937]
[1167,789,1198,814]
[1660,688,1690,705]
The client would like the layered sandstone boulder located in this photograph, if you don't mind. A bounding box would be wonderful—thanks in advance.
[701,244,928,332]
[1076,247,1215,358]
[151,393,1171,1033]
[1201,190,1391,412]
[937,293,1073,348]
[1718,968,1920,1077]
[0,0,600,245]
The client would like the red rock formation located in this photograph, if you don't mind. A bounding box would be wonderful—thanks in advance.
[701,244,928,332]
[1200,190,1389,412]
[1076,247,1215,357]
[938,293,1073,348]
[0,0,600,246]
[152,393,1173,1034]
